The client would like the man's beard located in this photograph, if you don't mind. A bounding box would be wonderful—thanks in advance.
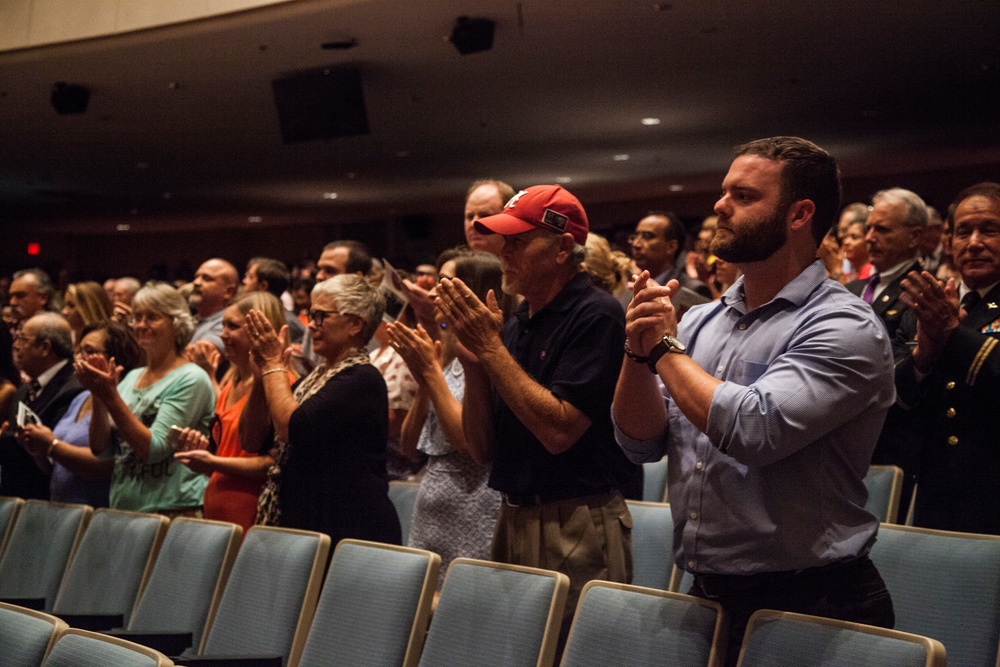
[711,203,788,264]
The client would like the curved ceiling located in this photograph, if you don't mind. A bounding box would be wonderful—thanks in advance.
[1,0,999,232]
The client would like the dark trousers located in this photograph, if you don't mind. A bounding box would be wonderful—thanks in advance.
[690,556,894,667]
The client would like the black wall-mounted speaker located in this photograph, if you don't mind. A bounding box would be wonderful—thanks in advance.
[272,66,369,143]
[51,83,90,115]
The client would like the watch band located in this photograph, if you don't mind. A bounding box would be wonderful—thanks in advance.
[646,334,685,373]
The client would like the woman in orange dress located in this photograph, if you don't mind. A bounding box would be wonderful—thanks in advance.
[174,291,292,533]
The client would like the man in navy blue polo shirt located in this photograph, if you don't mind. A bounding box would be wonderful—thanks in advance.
[436,184,637,649]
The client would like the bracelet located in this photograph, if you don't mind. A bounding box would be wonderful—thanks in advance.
[48,438,59,458]
[261,367,286,378]
[623,339,648,364]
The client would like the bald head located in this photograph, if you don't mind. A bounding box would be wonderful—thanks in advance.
[191,258,239,316]
[14,312,74,378]
[464,180,514,256]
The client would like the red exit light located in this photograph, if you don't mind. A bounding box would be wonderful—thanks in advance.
[27,242,40,255]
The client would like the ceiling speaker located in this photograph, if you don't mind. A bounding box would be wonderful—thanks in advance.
[450,17,495,55]
[51,83,89,114]
[272,66,369,143]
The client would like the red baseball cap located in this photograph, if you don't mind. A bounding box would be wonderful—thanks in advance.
[474,184,589,245]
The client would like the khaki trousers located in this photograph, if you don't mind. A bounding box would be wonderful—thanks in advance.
[491,492,633,653]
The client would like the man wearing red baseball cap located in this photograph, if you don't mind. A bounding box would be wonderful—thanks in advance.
[436,184,638,652]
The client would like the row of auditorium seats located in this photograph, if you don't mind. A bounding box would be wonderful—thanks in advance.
[4,491,999,666]
[636,458,907,523]
[0,546,950,667]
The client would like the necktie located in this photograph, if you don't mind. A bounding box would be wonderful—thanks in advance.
[961,290,982,313]
[27,380,41,403]
[861,273,880,304]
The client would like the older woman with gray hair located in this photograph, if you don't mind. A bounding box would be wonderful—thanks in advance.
[242,273,401,544]
[77,281,215,515]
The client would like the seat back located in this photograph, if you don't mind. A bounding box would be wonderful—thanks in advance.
[0,601,68,667]
[0,500,92,610]
[0,495,25,556]
[626,500,675,590]
[418,557,569,667]
[561,581,725,667]
[42,628,174,667]
[736,609,946,667]
[198,526,330,667]
[862,465,903,523]
[388,480,420,545]
[642,456,669,502]
[52,508,168,624]
[128,517,242,649]
[870,524,1000,667]
[299,539,440,667]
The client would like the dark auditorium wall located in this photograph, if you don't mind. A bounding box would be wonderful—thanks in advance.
[3,161,998,280]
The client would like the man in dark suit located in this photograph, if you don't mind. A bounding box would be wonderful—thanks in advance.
[846,188,928,339]
[627,211,712,306]
[894,182,1000,534]
[0,313,83,499]
[846,188,928,519]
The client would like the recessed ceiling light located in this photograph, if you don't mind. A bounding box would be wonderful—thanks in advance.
[248,215,263,223]
[641,117,661,126]
[323,192,338,199]
[556,176,572,184]
[613,154,630,161]
[116,224,130,231]
[668,184,684,192]
[396,150,410,158]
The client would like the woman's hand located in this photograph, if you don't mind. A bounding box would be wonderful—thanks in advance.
[74,353,122,402]
[17,423,56,457]
[387,322,441,383]
[173,449,216,475]
[245,309,287,370]
[172,426,211,453]
[184,340,221,379]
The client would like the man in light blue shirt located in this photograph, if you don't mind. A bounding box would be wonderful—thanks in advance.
[612,136,896,665]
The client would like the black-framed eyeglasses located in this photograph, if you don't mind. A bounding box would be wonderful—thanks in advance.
[309,308,339,326]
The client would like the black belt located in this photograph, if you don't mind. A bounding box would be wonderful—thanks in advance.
[693,556,869,599]
[502,488,615,508]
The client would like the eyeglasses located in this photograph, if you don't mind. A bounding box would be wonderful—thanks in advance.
[14,334,37,344]
[77,345,106,357]
[628,231,659,244]
[127,312,165,327]
[309,308,339,326]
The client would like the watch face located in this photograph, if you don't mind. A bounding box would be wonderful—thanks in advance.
[663,334,685,353]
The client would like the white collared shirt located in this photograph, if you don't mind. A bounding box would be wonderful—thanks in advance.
[34,358,69,390]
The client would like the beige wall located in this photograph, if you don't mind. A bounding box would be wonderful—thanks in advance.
[0,0,292,50]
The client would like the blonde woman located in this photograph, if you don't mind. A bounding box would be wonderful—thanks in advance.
[62,281,113,341]
[174,292,291,534]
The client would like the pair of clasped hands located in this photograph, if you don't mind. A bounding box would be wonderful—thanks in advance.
[386,276,504,371]
[626,272,682,359]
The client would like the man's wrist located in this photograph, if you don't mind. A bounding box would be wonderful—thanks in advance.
[623,339,648,364]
